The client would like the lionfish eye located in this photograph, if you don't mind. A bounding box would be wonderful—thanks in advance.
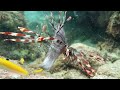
[56,40,60,43]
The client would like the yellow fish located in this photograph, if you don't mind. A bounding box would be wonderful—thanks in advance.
[33,68,43,74]
[19,58,24,65]
[0,57,28,75]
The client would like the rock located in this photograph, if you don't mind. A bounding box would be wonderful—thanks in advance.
[25,75,54,79]
[11,74,21,79]
[52,69,88,79]
[0,11,26,33]
[107,11,120,39]
[97,11,113,28]
[71,11,113,29]
[91,75,117,79]
[70,43,98,51]
[0,68,21,79]
[96,60,120,78]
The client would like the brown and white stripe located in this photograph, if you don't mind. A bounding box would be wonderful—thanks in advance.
[18,27,36,34]
[74,54,95,77]
[80,59,95,76]
[4,39,35,43]
[83,60,96,73]
[79,62,94,77]
[43,37,55,40]
[0,32,33,39]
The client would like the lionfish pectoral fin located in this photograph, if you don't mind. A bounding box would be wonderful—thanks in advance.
[0,32,34,39]
[4,39,35,43]
[18,27,38,35]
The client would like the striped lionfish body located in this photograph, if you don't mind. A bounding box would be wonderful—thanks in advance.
[63,46,105,77]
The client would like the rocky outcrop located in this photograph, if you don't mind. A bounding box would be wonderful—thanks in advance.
[73,11,113,29]
[106,11,120,39]
[0,11,26,32]
[94,60,120,79]
[0,11,42,61]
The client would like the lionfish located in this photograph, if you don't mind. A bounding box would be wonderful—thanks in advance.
[0,11,104,77]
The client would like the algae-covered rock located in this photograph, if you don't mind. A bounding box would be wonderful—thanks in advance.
[96,60,120,78]
[52,69,88,79]
[107,11,120,39]
[0,11,42,61]
[0,11,26,32]
[72,11,113,29]
[91,75,117,79]
[0,11,27,59]
[97,11,113,28]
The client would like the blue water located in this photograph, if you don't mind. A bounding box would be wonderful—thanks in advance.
[23,11,101,48]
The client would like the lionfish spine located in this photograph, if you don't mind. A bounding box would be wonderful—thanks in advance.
[18,27,37,34]
[4,39,35,43]
[0,32,33,39]
[64,47,96,77]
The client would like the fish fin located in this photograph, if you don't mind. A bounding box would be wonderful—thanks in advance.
[4,39,35,43]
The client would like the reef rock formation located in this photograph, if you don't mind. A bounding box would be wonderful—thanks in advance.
[94,60,120,79]
[0,11,26,32]
[72,11,113,29]
[0,11,40,60]
[106,11,120,39]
